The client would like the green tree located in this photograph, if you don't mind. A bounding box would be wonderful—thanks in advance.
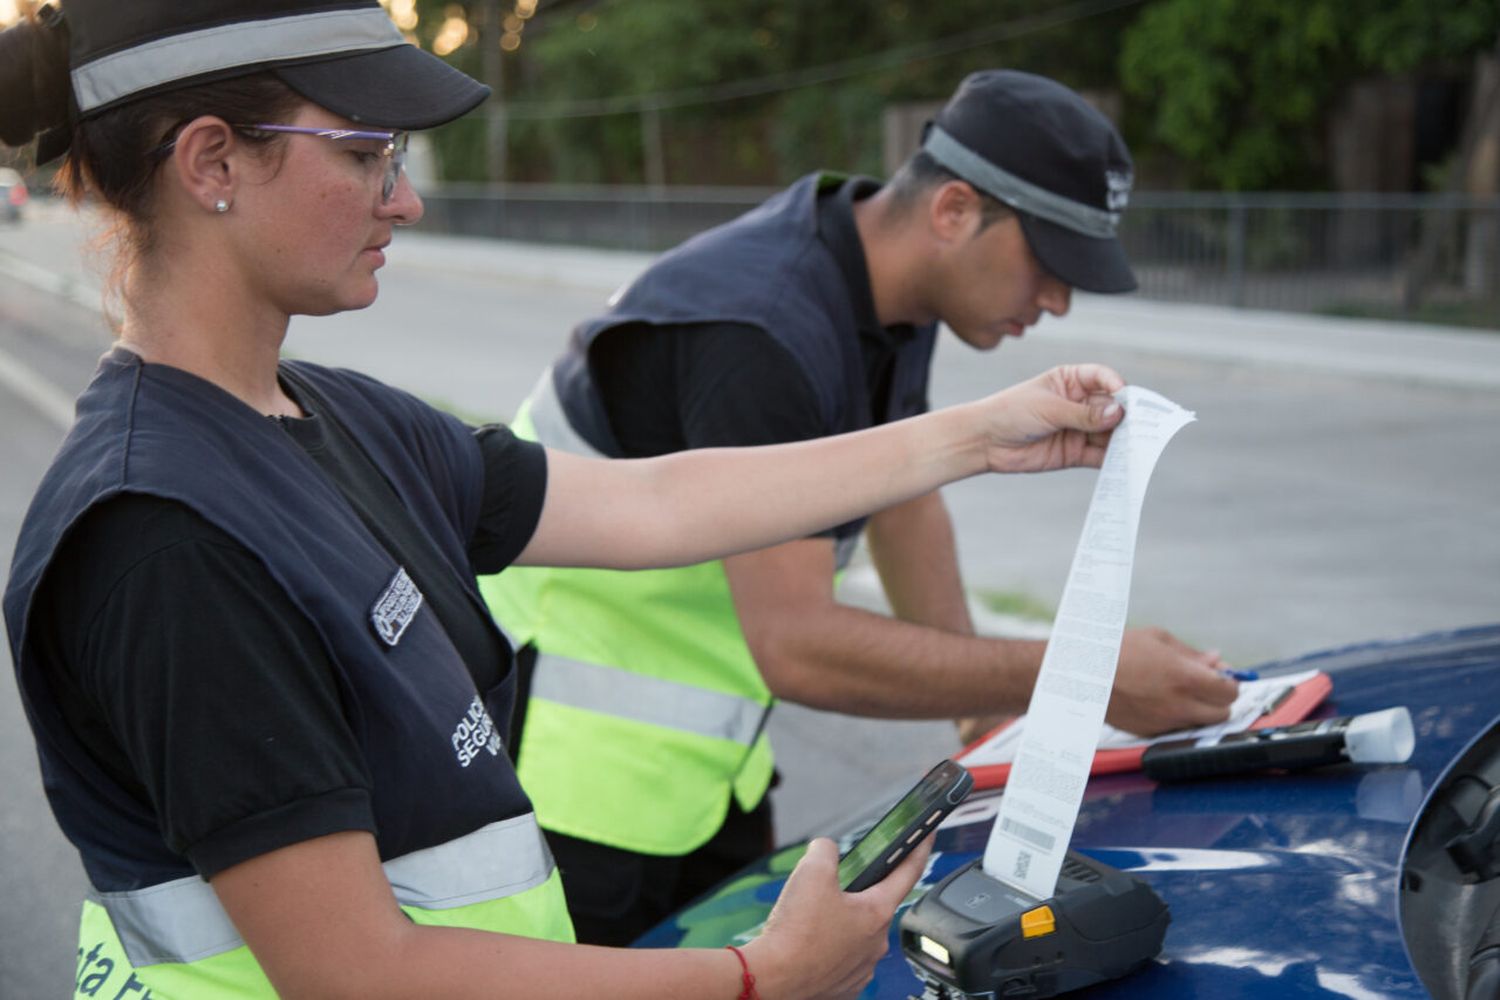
[510,0,1145,185]
[517,0,780,183]
[1120,0,1500,189]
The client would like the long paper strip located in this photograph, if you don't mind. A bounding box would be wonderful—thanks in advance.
[982,386,1196,899]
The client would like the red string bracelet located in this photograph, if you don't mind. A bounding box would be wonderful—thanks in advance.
[725,944,759,1000]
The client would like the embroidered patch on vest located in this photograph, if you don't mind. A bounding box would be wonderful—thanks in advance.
[371,567,423,646]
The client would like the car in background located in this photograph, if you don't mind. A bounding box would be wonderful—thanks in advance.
[638,624,1500,999]
[0,168,29,223]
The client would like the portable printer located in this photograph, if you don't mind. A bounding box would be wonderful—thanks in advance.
[899,850,1169,999]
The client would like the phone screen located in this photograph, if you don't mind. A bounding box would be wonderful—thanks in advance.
[837,762,970,890]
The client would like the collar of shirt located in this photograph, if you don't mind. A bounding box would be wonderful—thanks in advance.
[815,175,917,413]
[814,175,917,351]
[269,374,327,452]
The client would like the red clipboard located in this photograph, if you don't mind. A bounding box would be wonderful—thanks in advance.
[955,671,1333,791]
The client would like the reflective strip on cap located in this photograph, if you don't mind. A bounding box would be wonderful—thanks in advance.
[95,813,554,967]
[922,125,1121,239]
[532,652,768,746]
[72,8,405,113]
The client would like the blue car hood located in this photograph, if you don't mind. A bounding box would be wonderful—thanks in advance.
[637,625,1500,998]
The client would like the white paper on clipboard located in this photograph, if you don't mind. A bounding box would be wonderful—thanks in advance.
[960,669,1324,768]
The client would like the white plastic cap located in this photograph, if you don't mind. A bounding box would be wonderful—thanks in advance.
[1344,707,1415,764]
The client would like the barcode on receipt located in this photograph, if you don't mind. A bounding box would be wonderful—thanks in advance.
[1001,817,1055,851]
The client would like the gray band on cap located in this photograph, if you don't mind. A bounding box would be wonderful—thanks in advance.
[72,8,405,114]
[922,125,1121,239]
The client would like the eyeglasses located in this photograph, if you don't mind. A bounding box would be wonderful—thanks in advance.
[235,124,411,203]
[150,123,411,203]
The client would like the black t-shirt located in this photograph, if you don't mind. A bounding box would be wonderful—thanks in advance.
[30,380,547,878]
[589,178,925,474]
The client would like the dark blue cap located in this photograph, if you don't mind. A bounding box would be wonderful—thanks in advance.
[925,70,1137,294]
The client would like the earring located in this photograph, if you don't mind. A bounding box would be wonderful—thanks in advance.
[213,199,230,214]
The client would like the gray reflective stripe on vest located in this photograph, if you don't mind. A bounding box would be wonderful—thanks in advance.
[527,366,858,572]
[922,126,1121,238]
[72,9,404,113]
[525,367,605,458]
[95,812,554,968]
[833,533,858,572]
[385,810,553,907]
[532,653,767,746]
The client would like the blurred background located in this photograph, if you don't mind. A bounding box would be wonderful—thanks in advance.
[1,0,1498,325]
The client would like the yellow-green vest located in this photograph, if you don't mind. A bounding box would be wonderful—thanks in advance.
[482,375,780,856]
[72,813,572,998]
[482,176,936,857]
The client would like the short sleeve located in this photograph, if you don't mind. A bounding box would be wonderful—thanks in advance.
[469,425,549,575]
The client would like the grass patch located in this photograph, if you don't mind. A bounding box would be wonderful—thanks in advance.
[424,397,506,426]
[974,589,1054,622]
[1319,300,1500,331]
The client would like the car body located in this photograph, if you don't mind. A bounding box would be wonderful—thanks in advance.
[0,168,29,222]
[637,624,1500,999]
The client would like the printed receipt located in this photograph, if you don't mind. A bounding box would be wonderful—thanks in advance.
[982,386,1196,899]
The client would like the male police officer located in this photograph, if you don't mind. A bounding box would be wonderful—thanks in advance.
[481,70,1238,944]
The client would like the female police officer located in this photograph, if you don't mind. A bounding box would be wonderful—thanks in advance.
[0,3,1127,997]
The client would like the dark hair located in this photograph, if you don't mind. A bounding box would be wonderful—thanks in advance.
[886,150,1014,231]
[0,9,70,151]
[0,11,305,298]
[60,76,304,244]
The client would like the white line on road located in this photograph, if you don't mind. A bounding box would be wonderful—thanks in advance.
[0,248,102,313]
[0,251,90,430]
[0,344,74,430]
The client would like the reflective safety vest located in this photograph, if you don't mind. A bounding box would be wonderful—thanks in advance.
[484,385,779,856]
[75,815,572,998]
[4,351,574,998]
[481,174,938,857]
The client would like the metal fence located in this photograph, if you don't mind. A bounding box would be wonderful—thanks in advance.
[1123,193,1499,322]
[420,183,774,254]
[419,185,1500,326]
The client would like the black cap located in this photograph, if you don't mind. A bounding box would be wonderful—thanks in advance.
[924,70,1136,294]
[60,0,487,130]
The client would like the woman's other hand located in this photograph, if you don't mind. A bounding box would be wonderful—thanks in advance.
[743,835,931,1000]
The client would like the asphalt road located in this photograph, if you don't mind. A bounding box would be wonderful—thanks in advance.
[2,203,1498,996]
[1,265,107,1000]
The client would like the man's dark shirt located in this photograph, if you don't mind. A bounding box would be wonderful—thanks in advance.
[590,178,926,494]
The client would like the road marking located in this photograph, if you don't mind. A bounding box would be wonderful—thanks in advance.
[0,248,102,313]
[0,251,91,430]
[0,345,74,430]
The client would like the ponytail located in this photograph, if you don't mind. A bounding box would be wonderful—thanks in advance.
[0,6,302,314]
[0,6,71,155]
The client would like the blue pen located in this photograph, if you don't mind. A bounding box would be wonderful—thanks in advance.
[1225,669,1259,682]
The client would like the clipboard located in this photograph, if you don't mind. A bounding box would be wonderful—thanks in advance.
[955,670,1333,791]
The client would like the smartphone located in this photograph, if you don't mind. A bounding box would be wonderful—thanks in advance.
[837,760,974,892]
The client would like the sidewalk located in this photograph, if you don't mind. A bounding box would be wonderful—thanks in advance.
[390,230,1500,390]
[3,205,1499,389]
